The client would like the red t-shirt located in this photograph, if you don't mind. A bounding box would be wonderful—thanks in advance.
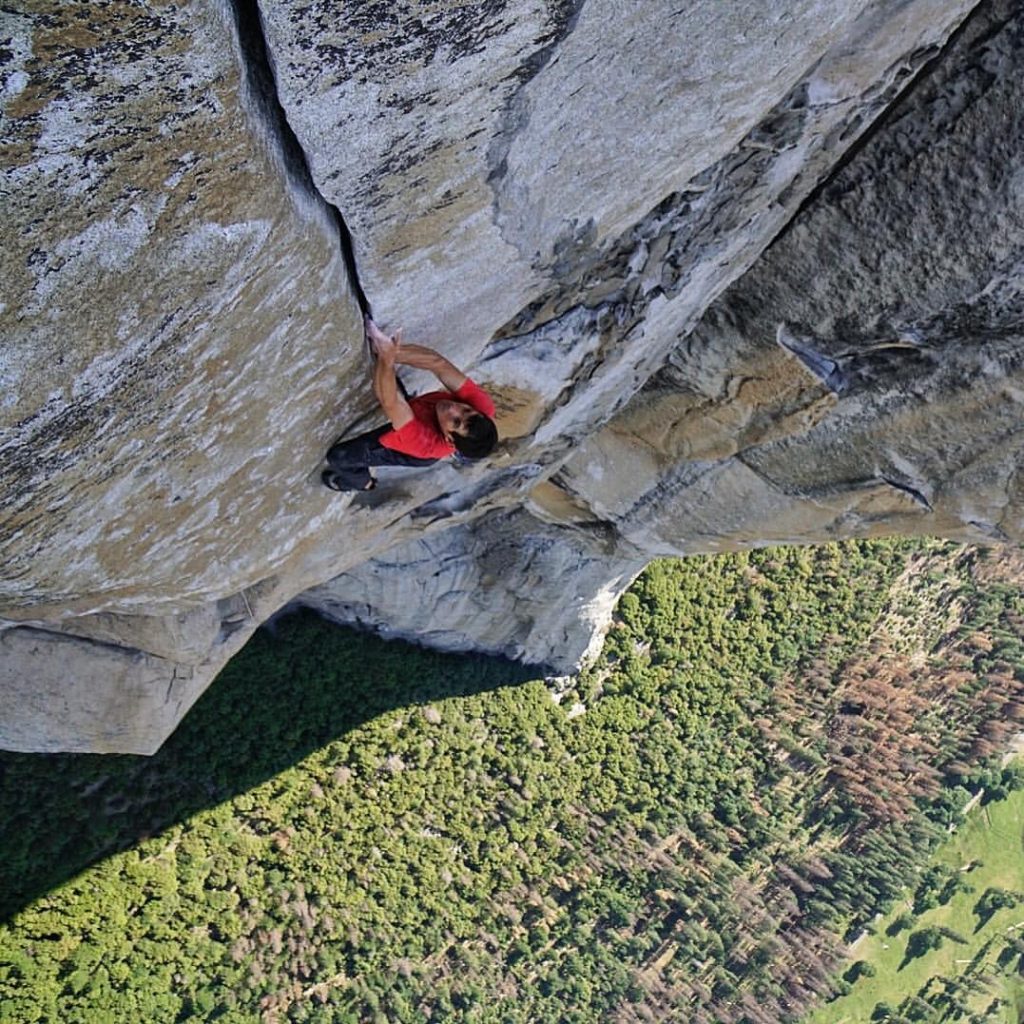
[379,378,495,459]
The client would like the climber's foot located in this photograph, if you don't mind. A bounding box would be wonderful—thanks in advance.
[322,470,375,493]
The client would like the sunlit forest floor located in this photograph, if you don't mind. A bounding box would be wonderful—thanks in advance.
[807,783,1024,1024]
[2,538,1023,1023]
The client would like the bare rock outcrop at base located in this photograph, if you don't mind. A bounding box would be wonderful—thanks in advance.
[300,508,644,671]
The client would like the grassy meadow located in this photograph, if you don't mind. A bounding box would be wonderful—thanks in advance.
[807,780,1024,1024]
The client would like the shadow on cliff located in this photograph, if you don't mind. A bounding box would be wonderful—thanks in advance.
[0,610,538,923]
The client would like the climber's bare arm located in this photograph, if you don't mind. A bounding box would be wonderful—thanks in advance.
[393,343,467,392]
[371,334,413,430]
[365,318,467,392]
[364,319,468,395]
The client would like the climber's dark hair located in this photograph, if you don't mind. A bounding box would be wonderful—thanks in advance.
[453,413,498,460]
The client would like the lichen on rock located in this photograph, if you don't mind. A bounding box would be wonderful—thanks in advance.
[4,0,1021,753]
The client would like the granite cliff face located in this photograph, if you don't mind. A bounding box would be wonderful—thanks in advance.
[2,0,1021,753]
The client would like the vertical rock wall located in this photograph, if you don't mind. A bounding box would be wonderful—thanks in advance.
[295,0,999,671]
[1,1,367,752]
[553,0,1024,554]
[6,0,1021,752]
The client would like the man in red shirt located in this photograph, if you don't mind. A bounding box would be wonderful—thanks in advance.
[322,318,498,492]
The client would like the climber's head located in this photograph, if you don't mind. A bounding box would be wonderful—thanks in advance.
[436,400,498,459]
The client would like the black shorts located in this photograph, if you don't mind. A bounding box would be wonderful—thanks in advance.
[324,425,438,490]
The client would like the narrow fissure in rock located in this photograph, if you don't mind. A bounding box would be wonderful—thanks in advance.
[225,0,372,318]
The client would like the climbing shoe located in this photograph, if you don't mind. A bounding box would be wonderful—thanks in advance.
[322,469,375,493]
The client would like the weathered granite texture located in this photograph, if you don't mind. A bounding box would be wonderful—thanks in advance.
[301,0,1024,671]
[257,0,977,396]
[550,0,1024,554]
[5,0,1021,753]
[0,0,369,751]
[300,507,644,668]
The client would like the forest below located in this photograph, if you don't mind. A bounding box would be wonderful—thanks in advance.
[2,538,1024,1023]
[809,781,1024,1024]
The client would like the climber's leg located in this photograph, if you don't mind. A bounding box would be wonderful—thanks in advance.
[324,425,385,491]
[323,425,437,492]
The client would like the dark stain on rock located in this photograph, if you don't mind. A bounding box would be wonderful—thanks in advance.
[485,0,588,192]
[781,0,1021,241]
[485,1,992,358]
[307,0,534,76]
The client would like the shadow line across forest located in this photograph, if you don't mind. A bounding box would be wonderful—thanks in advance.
[0,611,537,923]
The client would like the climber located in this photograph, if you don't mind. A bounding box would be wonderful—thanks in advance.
[321,317,498,493]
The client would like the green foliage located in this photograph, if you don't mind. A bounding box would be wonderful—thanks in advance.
[888,912,916,937]
[1,537,1022,1023]
[911,865,973,918]
[845,960,878,983]
[811,784,1024,1024]
[974,887,1022,930]
[914,867,951,914]
[905,926,945,963]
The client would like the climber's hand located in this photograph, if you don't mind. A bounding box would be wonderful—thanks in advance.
[372,331,398,363]
[365,316,390,347]
[367,319,403,363]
